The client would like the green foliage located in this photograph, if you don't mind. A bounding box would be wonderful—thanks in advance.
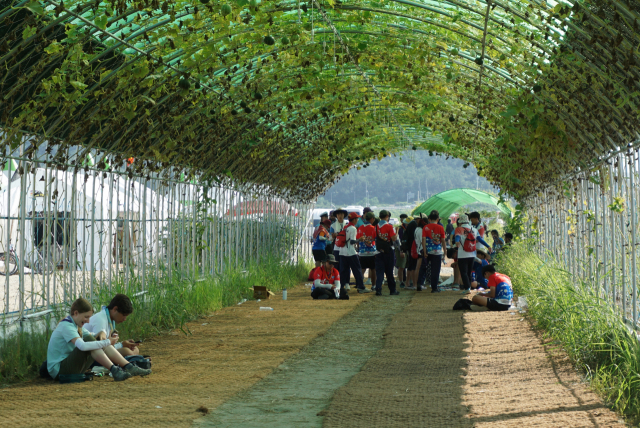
[499,244,640,423]
[0,256,311,385]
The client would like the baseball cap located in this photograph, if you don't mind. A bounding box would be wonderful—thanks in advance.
[379,209,390,218]
[348,212,361,220]
[363,207,372,214]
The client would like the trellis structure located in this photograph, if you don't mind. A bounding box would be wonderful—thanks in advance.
[3,0,640,201]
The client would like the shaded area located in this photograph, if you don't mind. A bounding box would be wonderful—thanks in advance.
[322,292,472,427]
[462,307,625,427]
[196,293,412,428]
[0,286,364,428]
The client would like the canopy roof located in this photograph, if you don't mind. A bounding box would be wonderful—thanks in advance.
[412,188,511,220]
[0,0,637,201]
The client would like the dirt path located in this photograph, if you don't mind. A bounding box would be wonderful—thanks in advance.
[0,285,368,428]
[463,307,625,427]
[197,293,412,427]
[322,292,625,427]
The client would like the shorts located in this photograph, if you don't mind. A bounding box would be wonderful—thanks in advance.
[487,298,511,312]
[312,249,327,262]
[394,248,406,268]
[360,255,376,270]
[57,334,96,379]
[406,255,418,271]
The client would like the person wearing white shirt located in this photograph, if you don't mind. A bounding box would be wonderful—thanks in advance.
[85,294,139,356]
[338,212,370,294]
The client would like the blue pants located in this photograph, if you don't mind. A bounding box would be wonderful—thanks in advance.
[340,254,364,290]
[375,251,397,293]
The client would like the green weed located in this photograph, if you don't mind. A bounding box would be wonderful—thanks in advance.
[498,243,640,423]
[0,255,311,385]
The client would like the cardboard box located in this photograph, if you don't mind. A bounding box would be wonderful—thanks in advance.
[252,286,275,300]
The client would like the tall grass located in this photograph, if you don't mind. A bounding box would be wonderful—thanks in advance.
[498,243,640,422]
[0,255,311,384]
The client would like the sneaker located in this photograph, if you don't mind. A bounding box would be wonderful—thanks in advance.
[375,291,382,296]
[416,285,423,292]
[404,285,416,290]
[364,279,372,285]
[125,364,152,377]
[399,282,406,289]
[461,289,471,295]
[389,291,400,296]
[358,288,372,294]
[111,366,132,382]
[431,289,441,293]
[344,284,351,291]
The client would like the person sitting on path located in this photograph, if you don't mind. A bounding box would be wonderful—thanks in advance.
[471,249,490,290]
[338,212,369,293]
[471,265,514,311]
[311,255,342,300]
[47,298,151,382]
[311,218,331,267]
[85,294,140,357]
[357,211,378,289]
[374,210,401,296]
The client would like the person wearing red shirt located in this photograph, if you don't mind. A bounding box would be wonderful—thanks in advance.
[311,254,342,300]
[421,210,446,293]
[472,265,513,311]
[357,212,378,288]
[374,210,400,296]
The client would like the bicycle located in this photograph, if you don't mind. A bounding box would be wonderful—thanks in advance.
[0,241,19,276]
[25,246,55,275]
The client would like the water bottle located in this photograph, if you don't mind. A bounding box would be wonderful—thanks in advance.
[282,289,288,300]
[259,307,274,311]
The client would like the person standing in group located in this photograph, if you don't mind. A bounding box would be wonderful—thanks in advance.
[445,218,455,247]
[422,210,446,293]
[396,214,408,288]
[357,211,378,289]
[468,212,488,252]
[338,212,369,293]
[375,210,400,296]
[410,213,428,291]
[455,214,491,294]
[312,218,331,267]
[402,215,419,289]
[356,207,374,285]
[330,208,348,272]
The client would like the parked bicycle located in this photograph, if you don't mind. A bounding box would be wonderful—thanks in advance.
[0,241,19,276]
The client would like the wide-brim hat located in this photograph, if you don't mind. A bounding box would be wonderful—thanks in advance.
[326,254,337,263]
[458,214,470,224]
[333,207,348,216]
[416,212,428,221]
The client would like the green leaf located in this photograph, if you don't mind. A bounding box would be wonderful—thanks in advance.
[95,15,109,30]
[25,1,44,14]
[22,25,37,40]
[70,81,87,91]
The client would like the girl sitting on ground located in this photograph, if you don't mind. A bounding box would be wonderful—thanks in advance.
[47,298,151,381]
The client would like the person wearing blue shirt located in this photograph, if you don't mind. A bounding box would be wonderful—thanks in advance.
[471,250,490,290]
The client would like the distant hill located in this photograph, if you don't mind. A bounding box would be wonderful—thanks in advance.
[317,151,497,206]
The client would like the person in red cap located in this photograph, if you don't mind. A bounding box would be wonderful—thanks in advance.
[337,212,369,294]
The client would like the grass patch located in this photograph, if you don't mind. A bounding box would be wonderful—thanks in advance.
[0,255,311,385]
[498,243,640,423]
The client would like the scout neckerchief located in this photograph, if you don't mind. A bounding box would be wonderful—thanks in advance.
[104,306,115,335]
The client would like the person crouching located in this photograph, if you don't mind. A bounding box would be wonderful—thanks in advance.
[311,255,342,300]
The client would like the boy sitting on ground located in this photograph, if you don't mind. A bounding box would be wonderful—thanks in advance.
[311,254,342,300]
[471,250,490,291]
[85,294,139,356]
[471,265,513,311]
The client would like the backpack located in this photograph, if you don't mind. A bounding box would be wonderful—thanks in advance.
[453,299,473,310]
[375,225,392,253]
[462,227,476,252]
[335,225,349,248]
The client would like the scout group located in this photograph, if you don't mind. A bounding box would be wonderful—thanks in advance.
[309,208,514,312]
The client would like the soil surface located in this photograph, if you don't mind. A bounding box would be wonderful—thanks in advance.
[0,286,367,428]
[0,285,626,428]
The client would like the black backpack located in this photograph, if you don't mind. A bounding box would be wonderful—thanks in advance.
[401,220,418,252]
[453,299,473,310]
